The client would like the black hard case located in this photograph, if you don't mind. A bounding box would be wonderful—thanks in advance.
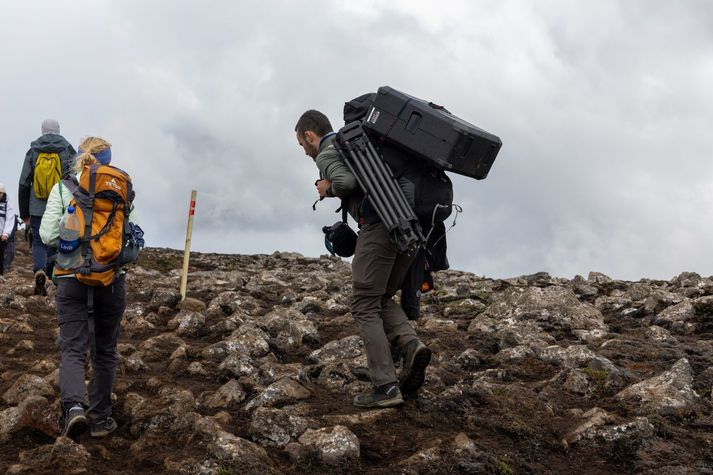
[361,86,502,180]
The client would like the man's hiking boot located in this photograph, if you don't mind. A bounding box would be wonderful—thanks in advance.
[353,382,404,408]
[399,339,432,396]
[91,417,117,438]
[34,269,47,296]
[61,404,89,441]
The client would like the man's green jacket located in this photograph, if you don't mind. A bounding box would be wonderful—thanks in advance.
[314,134,362,221]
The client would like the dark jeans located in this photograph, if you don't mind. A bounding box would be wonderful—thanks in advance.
[351,222,418,387]
[4,239,14,271]
[56,275,126,420]
[0,240,5,275]
[30,215,55,274]
[1,236,16,274]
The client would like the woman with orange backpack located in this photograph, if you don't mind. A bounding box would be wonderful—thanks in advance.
[40,136,142,440]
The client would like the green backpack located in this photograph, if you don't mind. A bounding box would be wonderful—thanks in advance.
[33,152,62,200]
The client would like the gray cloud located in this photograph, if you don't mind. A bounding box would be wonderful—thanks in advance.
[2,0,712,280]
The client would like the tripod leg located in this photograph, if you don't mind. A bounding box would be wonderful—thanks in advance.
[345,148,399,229]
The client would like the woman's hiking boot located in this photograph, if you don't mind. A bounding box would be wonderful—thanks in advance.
[34,269,47,296]
[91,417,117,438]
[399,339,432,396]
[353,382,404,408]
[61,404,89,441]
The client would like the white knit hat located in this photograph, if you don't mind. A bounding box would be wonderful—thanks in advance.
[41,119,60,135]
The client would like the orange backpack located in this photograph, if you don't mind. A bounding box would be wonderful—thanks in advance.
[54,164,136,286]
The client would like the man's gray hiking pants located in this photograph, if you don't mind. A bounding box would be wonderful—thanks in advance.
[56,275,125,420]
[351,222,419,387]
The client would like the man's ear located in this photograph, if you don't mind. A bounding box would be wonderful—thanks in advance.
[304,130,317,143]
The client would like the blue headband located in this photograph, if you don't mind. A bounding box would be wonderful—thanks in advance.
[95,148,112,164]
[78,146,112,165]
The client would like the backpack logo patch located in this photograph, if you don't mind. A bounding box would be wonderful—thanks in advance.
[106,178,121,191]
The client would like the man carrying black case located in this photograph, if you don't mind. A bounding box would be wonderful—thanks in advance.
[295,110,432,409]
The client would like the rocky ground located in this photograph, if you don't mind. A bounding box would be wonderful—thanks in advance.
[1,245,713,474]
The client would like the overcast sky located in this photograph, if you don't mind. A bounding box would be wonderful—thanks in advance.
[1,0,712,280]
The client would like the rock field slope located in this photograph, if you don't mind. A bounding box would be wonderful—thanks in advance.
[1,247,713,474]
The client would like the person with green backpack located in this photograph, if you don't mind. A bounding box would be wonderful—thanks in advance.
[18,119,76,295]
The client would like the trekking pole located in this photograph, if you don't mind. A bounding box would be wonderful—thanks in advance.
[180,190,197,300]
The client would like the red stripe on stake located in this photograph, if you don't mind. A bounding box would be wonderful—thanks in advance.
[181,190,198,300]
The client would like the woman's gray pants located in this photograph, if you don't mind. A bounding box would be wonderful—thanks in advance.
[56,275,125,420]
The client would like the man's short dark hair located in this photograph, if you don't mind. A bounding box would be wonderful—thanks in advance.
[295,110,333,137]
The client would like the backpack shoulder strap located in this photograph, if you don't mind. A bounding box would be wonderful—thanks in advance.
[60,177,80,211]
[58,181,65,211]
[79,167,99,274]
[61,176,79,192]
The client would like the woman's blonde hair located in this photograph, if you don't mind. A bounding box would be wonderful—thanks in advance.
[73,136,111,174]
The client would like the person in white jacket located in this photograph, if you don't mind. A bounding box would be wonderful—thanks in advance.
[0,183,18,275]
[40,136,137,441]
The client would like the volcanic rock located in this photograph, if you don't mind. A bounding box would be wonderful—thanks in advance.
[615,358,698,414]
[297,425,360,466]
[249,407,310,447]
[308,335,364,365]
[3,374,54,404]
[16,436,91,473]
[200,379,246,409]
[245,378,311,411]
[167,311,206,337]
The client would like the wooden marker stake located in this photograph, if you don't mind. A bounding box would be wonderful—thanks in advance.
[180,190,197,300]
